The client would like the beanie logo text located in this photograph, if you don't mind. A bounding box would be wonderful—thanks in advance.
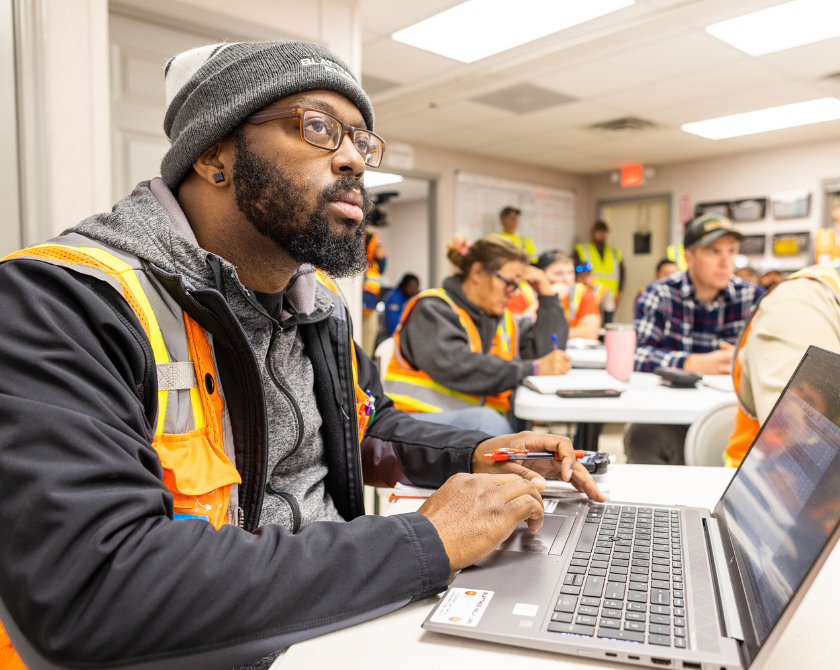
[300,57,355,82]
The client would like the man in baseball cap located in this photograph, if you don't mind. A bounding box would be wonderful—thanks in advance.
[625,213,760,465]
[0,41,603,670]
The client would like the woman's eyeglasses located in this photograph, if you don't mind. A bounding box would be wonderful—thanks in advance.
[245,106,386,167]
[493,271,521,296]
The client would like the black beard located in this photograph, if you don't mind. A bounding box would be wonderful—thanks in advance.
[232,127,372,278]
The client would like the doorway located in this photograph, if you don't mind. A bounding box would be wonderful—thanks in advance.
[598,195,671,323]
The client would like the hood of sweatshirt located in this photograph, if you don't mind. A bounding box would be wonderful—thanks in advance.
[68,179,343,532]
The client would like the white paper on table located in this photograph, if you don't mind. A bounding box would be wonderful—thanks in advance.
[566,338,603,350]
[543,474,611,499]
[523,370,626,394]
[701,375,735,392]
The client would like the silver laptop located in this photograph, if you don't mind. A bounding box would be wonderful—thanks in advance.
[424,344,840,669]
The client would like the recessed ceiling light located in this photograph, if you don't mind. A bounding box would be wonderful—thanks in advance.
[392,0,635,63]
[681,97,840,140]
[706,0,840,56]
[364,172,404,188]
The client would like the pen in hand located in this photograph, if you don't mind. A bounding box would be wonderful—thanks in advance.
[551,333,560,350]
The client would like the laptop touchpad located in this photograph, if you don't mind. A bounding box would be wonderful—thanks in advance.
[497,515,570,554]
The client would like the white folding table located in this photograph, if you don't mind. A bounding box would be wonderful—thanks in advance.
[276,464,840,670]
[515,371,737,450]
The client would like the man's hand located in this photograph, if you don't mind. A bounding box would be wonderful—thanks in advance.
[473,432,605,501]
[537,349,572,375]
[418,473,544,572]
[684,342,734,376]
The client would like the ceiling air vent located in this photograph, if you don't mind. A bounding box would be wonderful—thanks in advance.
[589,117,656,135]
[821,71,840,94]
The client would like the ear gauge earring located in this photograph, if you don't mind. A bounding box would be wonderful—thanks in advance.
[213,172,225,183]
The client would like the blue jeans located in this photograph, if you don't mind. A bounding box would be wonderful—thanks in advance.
[410,406,512,437]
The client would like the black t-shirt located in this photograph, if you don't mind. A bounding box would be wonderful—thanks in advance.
[252,289,285,319]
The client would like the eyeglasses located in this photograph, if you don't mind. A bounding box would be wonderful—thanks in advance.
[493,270,521,296]
[245,106,386,167]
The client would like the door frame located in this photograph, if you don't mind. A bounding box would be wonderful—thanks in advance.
[370,167,441,287]
[596,192,674,246]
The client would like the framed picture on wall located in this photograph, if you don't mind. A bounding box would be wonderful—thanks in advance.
[772,191,811,219]
[772,232,810,256]
[729,198,767,222]
[695,201,730,218]
[740,234,766,256]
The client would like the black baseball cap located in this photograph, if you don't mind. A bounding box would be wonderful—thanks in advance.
[683,213,743,248]
[500,206,521,218]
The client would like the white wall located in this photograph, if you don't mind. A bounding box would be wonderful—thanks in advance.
[15,0,111,245]
[589,139,840,271]
[376,198,430,290]
[406,142,593,283]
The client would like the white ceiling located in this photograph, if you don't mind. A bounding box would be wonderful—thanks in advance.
[359,0,840,175]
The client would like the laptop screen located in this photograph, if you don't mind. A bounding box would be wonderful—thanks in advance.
[721,349,840,644]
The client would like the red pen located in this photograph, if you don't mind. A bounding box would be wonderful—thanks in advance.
[483,448,586,462]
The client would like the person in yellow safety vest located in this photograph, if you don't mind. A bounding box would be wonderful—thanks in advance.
[385,234,572,436]
[574,220,624,306]
[725,260,840,467]
[535,250,601,340]
[814,194,840,264]
[665,243,687,272]
[0,42,605,670]
[361,230,386,355]
[498,206,538,263]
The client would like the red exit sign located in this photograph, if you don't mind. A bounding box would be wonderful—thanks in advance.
[621,164,644,187]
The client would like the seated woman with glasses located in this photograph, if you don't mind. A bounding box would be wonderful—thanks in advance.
[384,234,571,436]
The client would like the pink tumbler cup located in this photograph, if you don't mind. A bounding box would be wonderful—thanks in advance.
[605,323,636,382]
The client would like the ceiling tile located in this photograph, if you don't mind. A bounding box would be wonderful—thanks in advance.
[593,57,787,115]
[647,81,832,126]
[758,35,840,80]
[536,28,742,99]
[362,37,458,84]
[470,83,576,114]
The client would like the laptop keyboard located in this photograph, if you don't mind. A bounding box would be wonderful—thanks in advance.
[548,504,687,648]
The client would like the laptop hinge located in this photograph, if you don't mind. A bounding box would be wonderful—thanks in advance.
[705,517,744,641]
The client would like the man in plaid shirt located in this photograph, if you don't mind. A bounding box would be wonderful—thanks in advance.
[626,214,762,463]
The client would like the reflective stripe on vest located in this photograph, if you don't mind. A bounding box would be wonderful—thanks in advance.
[383,288,518,414]
[314,269,375,441]
[566,283,587,323]
[1,238,242,530]
[666,244,688,272]
[724,263,840,467]
[575,243,621,298]
[814,228,840,265]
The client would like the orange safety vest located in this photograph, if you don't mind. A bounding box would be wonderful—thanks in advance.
[384,288,517,414]
[363,233,382,315]
[564,283,589,325]
[725,263,840,467]
[0,237,373,668]
[814,228,840,265]
[506,281,537,315]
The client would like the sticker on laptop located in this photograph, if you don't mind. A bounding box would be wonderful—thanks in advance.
[430,588,494,627]
[512,602,539,617]
[544,499,559,513]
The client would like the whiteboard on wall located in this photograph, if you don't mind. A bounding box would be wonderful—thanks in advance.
[455,172,576,254]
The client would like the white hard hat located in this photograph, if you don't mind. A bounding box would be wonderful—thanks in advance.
[734,254,750,270]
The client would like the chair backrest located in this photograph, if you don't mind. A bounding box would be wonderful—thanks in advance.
[373,337,395,385]
[684,399,738,467]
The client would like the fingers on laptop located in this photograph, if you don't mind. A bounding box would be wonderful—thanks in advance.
[570,462,606,502]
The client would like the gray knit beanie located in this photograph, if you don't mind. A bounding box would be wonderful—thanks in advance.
[160,41,374,189]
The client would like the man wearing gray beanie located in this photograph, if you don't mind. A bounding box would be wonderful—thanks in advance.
[0,41,602,670]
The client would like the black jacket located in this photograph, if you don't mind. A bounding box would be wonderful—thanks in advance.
[0,187,492,669]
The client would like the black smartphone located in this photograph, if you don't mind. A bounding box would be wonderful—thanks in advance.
[556,389,622,399]
[578,450,610,474]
